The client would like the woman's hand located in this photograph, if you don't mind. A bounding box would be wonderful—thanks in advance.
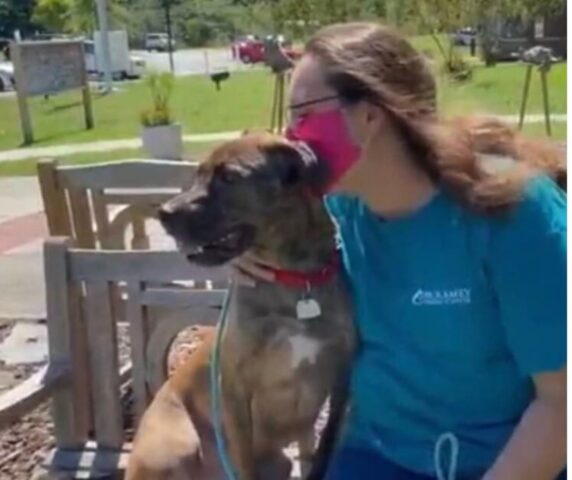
[230,252,276,287]
[482,367,566,480]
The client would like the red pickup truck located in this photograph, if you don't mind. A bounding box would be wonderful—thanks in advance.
[231,35,301,64]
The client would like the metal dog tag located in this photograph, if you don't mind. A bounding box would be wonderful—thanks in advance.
[296,297,321,320]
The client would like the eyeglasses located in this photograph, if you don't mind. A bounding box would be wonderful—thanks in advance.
[288,95,339,112]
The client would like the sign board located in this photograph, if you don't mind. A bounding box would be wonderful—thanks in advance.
[16,41,85,96]
[11,40,94,144]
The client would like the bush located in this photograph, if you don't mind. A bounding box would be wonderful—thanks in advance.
[443,53,474,82]
[181,18,214,47]
[140,72,175,127]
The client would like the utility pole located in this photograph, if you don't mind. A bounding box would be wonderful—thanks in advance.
[95,0,113,93]
[162,0,175,74]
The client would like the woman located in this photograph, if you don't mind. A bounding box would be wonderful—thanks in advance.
[235,23,566,480]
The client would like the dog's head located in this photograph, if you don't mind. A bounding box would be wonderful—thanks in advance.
[159,132,331,266]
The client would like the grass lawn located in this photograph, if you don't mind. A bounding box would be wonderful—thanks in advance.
[438,63,566,118]
[0,49,565,152]
[0,70,275,151]
[520,121,567,141]
[0,141,219,177]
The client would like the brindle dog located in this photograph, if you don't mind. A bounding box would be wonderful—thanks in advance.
[126,132,355,480]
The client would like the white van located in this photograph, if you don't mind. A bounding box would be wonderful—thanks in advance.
[85,31,146,79]
[145,33,175,52]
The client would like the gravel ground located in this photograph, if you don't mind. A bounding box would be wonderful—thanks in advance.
[0,325,214,478]
[0,322,134,479]
[0,324,328,478]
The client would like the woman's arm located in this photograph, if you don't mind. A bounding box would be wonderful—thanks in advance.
[484,367,566,480]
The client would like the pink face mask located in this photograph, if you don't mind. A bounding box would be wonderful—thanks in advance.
[286,108,361,191]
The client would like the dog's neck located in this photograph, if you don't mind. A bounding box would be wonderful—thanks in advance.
[251,196,336,272]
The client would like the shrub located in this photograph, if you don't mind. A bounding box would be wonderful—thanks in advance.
[140,71,175,127]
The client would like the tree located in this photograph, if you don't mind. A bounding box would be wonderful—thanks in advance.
[0,0,39,38]
[412,0,469,68]
[412,0,565,75]
[474,0,564,20]
[68,0,128,34]
[33,0,72,33]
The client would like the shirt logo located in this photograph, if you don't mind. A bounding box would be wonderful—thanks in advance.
[411,288,471,306]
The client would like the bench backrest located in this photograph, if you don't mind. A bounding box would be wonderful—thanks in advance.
[44,238,228,450]
[37,158,197,250]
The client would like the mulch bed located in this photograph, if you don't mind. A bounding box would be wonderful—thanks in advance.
[0,324,328,478]
[0,325,203,479]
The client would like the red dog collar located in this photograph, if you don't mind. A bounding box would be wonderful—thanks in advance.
[263,253,340,289]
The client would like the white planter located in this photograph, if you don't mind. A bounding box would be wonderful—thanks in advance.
[141,124,183,160]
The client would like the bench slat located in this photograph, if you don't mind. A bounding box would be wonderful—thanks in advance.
[69,249,230,283]
[84,281,124,449]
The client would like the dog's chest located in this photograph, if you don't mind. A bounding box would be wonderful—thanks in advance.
[226,283,353,387]
[276,329,323,370]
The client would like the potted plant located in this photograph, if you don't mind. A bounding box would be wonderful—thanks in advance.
[140,71,183,160]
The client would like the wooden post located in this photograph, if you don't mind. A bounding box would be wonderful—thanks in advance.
[44,238,91,448]
[10,42,34,145]
[82,86,94,130]
[79,43,94,130]
[270,73,284,133]
[277,73,285,133]
[540,68,552,137]
[518,64,533,131]
[204,50,210,75]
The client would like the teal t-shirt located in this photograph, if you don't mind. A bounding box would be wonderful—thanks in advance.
[325,175,566,478]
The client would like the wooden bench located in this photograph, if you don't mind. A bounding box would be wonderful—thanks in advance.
[37,158,198,250]
[37,158,202,327]
[0,237,229,478]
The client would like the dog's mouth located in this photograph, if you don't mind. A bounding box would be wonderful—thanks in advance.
[179,224,256,266]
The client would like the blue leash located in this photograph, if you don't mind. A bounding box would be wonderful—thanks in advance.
[210,285,238,480]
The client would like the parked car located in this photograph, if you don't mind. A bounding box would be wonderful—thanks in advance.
[0,61,14,91]
[231,34,301,64]
[231,34,263,63]
[480,12,566,65]
[453,27,477,46]
[145,33,175,52]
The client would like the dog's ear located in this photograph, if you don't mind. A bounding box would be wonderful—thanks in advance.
[263,141,328,192]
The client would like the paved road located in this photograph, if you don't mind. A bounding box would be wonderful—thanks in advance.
[0,48,259,100]
[133,48,259,76]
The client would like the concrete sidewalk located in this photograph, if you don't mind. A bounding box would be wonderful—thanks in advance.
[0,178,46,319]
[0,177,179,320]
[0,130,243,162]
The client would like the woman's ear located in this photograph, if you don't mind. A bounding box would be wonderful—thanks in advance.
[264,141,328,191]
[366,102,387,131]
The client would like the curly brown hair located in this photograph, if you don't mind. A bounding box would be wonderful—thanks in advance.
[305,22,566,213]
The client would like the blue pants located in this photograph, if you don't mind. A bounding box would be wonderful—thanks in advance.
[325,446,567,480]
